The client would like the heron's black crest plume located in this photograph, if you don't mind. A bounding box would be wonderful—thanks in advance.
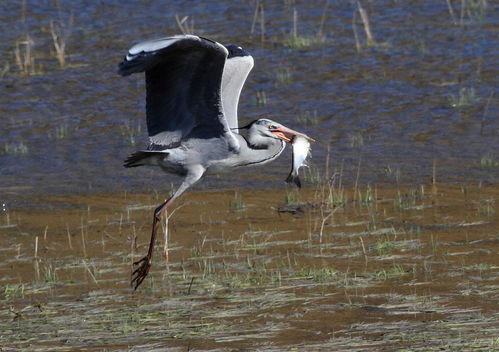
[231,121,255,130]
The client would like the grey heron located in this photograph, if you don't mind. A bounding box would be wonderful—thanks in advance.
[118,35,313,290]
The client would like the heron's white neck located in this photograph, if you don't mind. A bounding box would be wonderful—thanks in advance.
[234,135,285,167]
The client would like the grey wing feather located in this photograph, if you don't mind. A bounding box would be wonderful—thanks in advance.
[118,35,239,151]
[221,51,254,132]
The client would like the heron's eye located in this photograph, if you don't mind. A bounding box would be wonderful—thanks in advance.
[268,125,277,130]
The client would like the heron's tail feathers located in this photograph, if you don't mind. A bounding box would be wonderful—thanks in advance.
[285,172,301,188]
[124,151,166,168]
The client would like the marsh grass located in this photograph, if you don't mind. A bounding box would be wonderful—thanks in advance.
[250,0,265,42]
[255,90,267,107]
[374,264,406,280]
[297,109,319,126]
[302,166,321,185]
[43,263,58,284]
[284,189,300,205]
[282,8,327,50]
[0,62,9,80]
[444,0,487,25]
[283,34,327,50]
[375,238,402,256]
[47,124,70,139]
[120,120,142,146]
[461,0,488,24]
[352,2,391,52]
[3,141,28,155]
[1,204,15,229]
[395,188,423,210]
[480,155,499,168]
[2,182,498,350]
[358,184,375,206]
[175,14,195,34]
[448,87,479,108]
[230,192,246,212]
[275,65,293,86]
[14,35,37,75]
[2,284,25,300]
[477,199,495,217]
[50,15,73,68]
[321,175,348,208]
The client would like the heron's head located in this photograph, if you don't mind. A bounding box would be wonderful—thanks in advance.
[243,118,314,147]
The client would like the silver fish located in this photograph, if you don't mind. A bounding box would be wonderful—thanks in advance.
[286,135,311,188]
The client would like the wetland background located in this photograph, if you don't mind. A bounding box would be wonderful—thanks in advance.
[0,0,498,351]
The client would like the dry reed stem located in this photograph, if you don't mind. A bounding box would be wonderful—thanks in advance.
[163,212,169,263]
[250,0,265,42]
[81,221,87,258]
[161,203,186,263]
[251,0,260,34]
[34,236,38,258]
[352,10,361,52]
[293,8,298,39]
[14,35,35,75]
[319,207,338,242]
[353,156,362,202]
[445,0,458,24]
[317,0,330,36]
[82,260,98,285]
[480,91,494,135]
[260,3,265,43]
[357,2,375,46]
[175,14,194,35]
[66,224,72,249]
[49,12,73,68]
[460,0,465,26]
[0,62,9,80]
[432,160,438,196]
[359,236,368,265]
[21,0,26,23]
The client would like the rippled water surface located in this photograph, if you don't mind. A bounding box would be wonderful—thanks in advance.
[1,0,497,205]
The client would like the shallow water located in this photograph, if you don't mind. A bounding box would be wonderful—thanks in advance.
[1,1,498,206]
[1,184,498,350]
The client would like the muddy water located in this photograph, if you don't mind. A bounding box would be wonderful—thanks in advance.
[0,1,498,206]
[1,184,498,350]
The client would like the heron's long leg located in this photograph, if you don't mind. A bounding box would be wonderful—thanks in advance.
[131,166,205,290]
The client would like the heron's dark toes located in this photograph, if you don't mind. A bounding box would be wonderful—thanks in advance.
[131,256,151,290]
[133,256,148,266]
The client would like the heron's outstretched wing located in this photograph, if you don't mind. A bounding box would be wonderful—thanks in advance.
[118,35,238,151]
[222,45,254,133]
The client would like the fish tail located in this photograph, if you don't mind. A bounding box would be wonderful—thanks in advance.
[286,172,302,188]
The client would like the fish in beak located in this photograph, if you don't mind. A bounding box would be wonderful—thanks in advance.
[270,125,315,143]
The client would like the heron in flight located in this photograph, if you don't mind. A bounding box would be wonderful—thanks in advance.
[118,35,313,290]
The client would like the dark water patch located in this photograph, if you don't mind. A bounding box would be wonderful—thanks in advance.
[1,1,498,207]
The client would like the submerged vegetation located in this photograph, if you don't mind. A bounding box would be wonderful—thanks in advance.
[1,178,498,350]
[448,87,480,108]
